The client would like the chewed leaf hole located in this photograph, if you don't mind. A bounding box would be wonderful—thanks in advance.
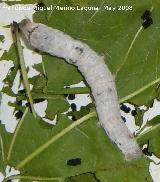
[142,142,152,156]
[120,104,131,113]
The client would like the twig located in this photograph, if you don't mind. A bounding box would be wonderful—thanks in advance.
[11,21,37,118]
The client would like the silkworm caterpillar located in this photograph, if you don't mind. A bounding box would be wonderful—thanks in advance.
[19,19,142,160]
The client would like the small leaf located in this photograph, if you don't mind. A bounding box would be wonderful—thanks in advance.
[1,86,16,97]
[29,74,47,93]
[133,105,146,127]
[1,44,19,88]
[45,97,70,120]
[137,117,160,157]
[67,103,94,120]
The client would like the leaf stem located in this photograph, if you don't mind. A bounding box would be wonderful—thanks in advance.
[42,59,47,76]
[12,22,36,118]
[17,93,66,101]
[47,87,90,94]
[46,77,160,103]
[7,108,29,162]
[16,74,160,104]
[136,123,160,140]
[32,93,65,100]
[16,87,90,100]
[4,175,64,182]
[16,111,96,169]
[0,134,5,163]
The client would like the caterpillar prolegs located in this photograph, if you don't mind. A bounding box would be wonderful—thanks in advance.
[19,19,142,160]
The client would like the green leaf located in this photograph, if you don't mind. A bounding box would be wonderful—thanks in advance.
[8,100,25,113]
[0,43,19,89]
[0,108,151,181]
[0,124,12,173]
[137,117,160,158]
[1,0,159,181]
[45,96,70,120]
[95,157,152,182]
[0,109,139,180]
[29,74,47,93]
[65,173,97,182]
[4,0,38,5]
[6,173,98,182]
[7,111,124,178]
[67,103,94,120]
[0,133,5,173]
[146,115,160,127]
[1,86,16,97]
[68,0,90,6]
[133,105,146,127]
[34,55,83,91]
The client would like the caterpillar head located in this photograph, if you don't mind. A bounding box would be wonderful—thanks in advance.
[19,19,39,42]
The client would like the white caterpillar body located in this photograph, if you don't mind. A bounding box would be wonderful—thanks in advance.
[19,19,142,160]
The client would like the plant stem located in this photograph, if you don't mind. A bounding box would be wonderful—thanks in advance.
[47,87,90,94]
[42,59,47,76]
[12,22,36,118]
[16,111,96,169]
[16,93,61,101]
[17,87,90,101]
[0,134,5,163]
[136,123,160,140]
[16,87,90,101]
[4,175,64,182]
